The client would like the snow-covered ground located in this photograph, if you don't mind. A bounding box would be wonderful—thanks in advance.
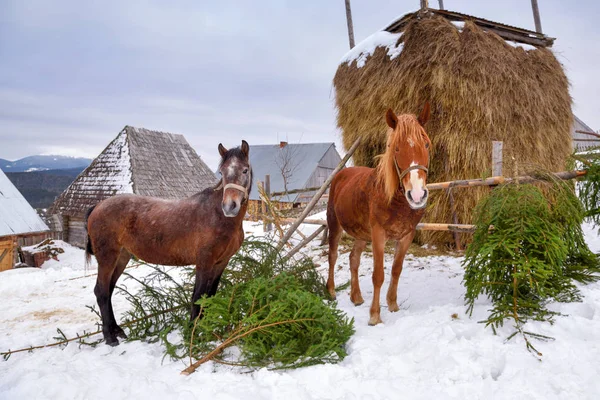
[2,217,600,399]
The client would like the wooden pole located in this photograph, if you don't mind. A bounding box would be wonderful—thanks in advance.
[447,189,462,250]
[576,130,600,139]
[344,0,355,49]
[420,0,429,10]
[530,0,543,34]
[492,141,503,177]
[276,138,361,251]
[264,175,272,232]
[426,170,587,191]
[438,0,444,10]
[284,226,327,260]
[280,217,477,233]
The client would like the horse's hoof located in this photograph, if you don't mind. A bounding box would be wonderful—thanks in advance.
[368,316,383,326]
[115,329,128,339]
[388,303,400,312]
[105,337,119,347]
[350,296,364,306]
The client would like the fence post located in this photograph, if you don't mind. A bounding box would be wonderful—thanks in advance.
[492,141,503,177]
[264,174,272,232]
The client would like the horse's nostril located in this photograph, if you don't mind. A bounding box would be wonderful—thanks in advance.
[231,201,237,210]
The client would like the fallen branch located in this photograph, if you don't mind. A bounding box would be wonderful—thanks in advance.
[1,305,185,360]
[180,318,314,376]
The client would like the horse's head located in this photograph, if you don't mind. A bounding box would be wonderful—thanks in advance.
[217,140,252,217]
[378,103,432,209]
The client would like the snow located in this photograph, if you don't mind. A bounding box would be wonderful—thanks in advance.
[340,31,403,68]
[506,41,538,51]
[0,169,49,236]
[2,221,600,399]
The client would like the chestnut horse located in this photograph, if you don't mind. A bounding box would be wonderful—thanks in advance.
[326,105,431,325]
[85,140,252,346]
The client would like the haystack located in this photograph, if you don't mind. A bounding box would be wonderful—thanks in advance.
[333,9,572,245]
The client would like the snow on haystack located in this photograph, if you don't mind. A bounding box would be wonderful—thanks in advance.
[1,220,600,399]
[340,31,404,68]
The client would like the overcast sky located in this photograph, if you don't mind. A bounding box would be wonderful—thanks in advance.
[1,0,598,169]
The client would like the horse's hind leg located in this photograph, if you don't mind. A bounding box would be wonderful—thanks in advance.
[349,240,367,306]
[108,249,131,339]
[386,232,414,312]
[326,210,343,300]
[94,245,125,346]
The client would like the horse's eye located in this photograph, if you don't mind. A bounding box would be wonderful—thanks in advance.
[425,143,430,149]
[243,168,248,174]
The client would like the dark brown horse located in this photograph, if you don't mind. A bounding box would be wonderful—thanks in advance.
[85,140,252,346]
[326,105,431,326]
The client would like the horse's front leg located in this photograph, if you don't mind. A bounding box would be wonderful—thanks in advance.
[190,259,226,321]
[386,232,415,312]
[369,225,386,326]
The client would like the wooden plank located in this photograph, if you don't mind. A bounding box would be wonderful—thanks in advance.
[576,130,600,139]
[0,239,14,272]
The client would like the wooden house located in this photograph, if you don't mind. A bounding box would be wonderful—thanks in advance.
[0,169,49,272]
[247,142,342,216]
[572,116,599,151]
[49,126,217,247]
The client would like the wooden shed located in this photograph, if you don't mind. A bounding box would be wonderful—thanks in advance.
[247,142,342,215]
[49,126,218,247]
[0,169,49,272]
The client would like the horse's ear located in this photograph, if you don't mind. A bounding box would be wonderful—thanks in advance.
[218,143,228,158]
[386,108,398,129]
[418,102,431,126]
[241,140,249,156]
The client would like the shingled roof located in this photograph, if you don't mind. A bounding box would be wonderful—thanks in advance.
[50,126,217,216]
[0,169,48,237]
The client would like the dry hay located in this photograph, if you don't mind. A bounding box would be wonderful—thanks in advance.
[333,14,572,245]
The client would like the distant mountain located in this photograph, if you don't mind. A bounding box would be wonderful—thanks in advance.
[5,167,87,209]
[0,155,92,172]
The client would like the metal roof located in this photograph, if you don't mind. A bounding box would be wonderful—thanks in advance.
[248,143,335,201]
[0,169,49,237]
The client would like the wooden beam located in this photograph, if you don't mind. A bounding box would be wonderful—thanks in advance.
[426,170,587,191]
[576,130,600,139]
[284,226,327,260]
[271,186,322,197]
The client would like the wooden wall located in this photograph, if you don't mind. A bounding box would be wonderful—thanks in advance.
[67,216,86,248]
[0,237,15,272]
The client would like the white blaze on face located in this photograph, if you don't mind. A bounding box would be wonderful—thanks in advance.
[227,160,239,178]
[409,161,425,203]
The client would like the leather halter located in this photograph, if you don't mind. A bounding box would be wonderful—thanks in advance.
[214,167,252,201]
[392,146,430,191]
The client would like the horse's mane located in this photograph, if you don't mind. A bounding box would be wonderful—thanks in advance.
[376,114,429,203]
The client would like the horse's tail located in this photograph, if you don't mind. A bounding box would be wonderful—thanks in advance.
[84,205,97,272]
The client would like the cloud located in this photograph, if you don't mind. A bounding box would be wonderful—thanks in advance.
[0,0,598,170]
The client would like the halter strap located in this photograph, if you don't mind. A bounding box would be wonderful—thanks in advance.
[214,167,252,200]
[393,157,429,183]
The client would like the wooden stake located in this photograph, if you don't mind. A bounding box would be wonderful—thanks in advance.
[264,175,272,232]
[344,0,355,49]
[531,0,543,34]
[284,226,327,260]
[492,141,503,177]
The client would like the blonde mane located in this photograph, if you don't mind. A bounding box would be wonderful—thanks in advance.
[376,114,429,203]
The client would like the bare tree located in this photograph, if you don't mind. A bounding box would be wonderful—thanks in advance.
[274,142,301,197]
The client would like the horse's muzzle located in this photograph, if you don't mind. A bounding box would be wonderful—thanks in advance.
[406,188,429,210]
[222,200,241,217]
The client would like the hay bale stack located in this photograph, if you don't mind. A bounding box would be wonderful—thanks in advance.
[333,13,573,245]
